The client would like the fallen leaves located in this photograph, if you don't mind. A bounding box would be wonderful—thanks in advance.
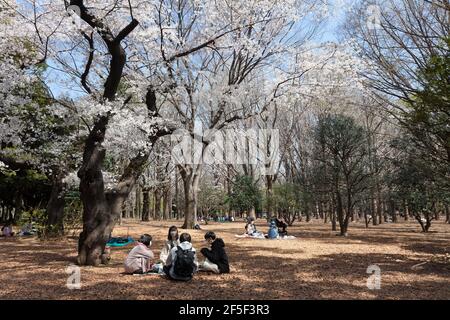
[0,219,449,299]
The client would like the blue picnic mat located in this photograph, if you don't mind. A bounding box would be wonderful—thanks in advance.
[107,236,134,247]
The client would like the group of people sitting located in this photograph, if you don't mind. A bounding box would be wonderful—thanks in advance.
[0,221,37,238]
[242,217,290,239]
[124,226,229,281]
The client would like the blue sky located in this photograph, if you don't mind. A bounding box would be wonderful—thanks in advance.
[47,0,347,99]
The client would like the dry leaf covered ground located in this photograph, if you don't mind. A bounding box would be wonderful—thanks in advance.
[0,219,449,299]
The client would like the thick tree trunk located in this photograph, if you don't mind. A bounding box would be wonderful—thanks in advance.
[46,171,67,235]
[182,178,197,229]
[73,1,140,266]
[180,165,200,229]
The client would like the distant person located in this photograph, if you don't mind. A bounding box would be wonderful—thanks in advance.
[18,222,36,236]
[245,217,257,235]
[1,222,14,237]
[267,220,279,239]
[199,231,230,274]
[274,217,288,237]
[160,226,179,265]
[163,233,198,281]
[124,234,154,274]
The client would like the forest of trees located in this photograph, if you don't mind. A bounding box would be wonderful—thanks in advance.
[0,0,448,266]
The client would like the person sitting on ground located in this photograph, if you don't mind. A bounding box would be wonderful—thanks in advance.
[160,226,180,265]
[18,221,36,236]
[124,234,154,274]
[267,220,279,239]
[1,222,14,237]
[199,231,230,274]
[245,217,257,235]
[274,217,288,237]
[163,232,198,281]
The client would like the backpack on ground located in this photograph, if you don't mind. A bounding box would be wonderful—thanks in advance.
[174,246,195,278]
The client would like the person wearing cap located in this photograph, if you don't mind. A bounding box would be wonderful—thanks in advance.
[124,234,154,274]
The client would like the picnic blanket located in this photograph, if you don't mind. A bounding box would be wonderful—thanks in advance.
[107,236,134,247]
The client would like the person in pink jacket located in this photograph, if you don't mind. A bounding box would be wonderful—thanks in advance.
[124,234,154,274]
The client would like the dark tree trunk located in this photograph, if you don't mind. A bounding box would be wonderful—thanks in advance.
[266,175,274,217]
[336,191,347,236]
[305,206,311,222]
[142,190,150,221]
[135,186,142,220]
[331,194,337,231]
[414,212,433,232]
[154,189,162,220]
[163,186,171,220]
[72,0,140,266]
[46,171,67,235]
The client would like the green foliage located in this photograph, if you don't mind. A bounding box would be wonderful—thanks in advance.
[63,190,83,237]
[197,183,227,216]
[17,208,50,238]
[227,175,262,214]
[402,37,450,166]
[313,113,369,189]
[272,183,301,214]
[0,168,51,210]
[389,134,450,214]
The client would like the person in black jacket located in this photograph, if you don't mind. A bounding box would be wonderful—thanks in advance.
[199,231,230,274]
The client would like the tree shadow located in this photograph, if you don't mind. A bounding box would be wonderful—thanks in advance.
[1,221,449,299]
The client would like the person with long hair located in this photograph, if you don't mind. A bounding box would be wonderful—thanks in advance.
[159,226,179,265]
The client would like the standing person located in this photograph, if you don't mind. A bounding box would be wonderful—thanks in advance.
[160,226,179,265]
[199,231,230,274]
[124,234,154,274]
[163,233,198,281]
